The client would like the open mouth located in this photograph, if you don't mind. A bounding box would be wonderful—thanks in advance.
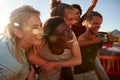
[73,20,77,23]
[36,36,43,39]
[35,35,44,40]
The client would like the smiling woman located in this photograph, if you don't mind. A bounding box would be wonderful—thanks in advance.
[0,5,45,80]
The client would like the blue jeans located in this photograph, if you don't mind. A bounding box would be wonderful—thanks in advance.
[73,70,98,80]
[95,57,110,80]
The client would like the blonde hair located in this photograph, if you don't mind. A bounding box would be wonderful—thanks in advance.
[4,5,40,61]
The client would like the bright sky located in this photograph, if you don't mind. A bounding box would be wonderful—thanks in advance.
[0,0,120,33]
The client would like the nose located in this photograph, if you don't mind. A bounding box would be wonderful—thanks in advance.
[39,28,44,36]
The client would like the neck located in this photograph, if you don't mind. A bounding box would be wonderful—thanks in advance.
[17,39,31,50]
[74,21,80,26]
[49,44,64,55]
[83,30,95,40]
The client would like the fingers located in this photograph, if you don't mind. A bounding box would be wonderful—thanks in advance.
[42,62,61,72]
[41,62,55,72]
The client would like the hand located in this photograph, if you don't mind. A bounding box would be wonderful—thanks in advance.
[29,65,35,73]
[41,62,62,72]
[92,37,102,43]
[27,65,35,80]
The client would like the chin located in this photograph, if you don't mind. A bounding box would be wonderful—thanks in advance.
[34,42,42,45]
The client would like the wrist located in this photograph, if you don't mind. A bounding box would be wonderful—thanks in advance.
[41,62,49,67]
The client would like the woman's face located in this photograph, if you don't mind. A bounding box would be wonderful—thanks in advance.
[53,23,74,49]
[21,14,44,46]
[73,8,81,24]
[64,9,74,27]
[88,16,102,34]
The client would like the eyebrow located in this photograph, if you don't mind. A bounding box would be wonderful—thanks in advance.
[32,23,42,27]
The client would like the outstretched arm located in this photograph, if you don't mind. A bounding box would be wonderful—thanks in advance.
[86,0,98,14]
[81,0,98,19]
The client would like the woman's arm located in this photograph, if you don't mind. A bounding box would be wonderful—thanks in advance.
[27,66,35,80]
[28,33,82,70]
[81,0,98,20]
[78,34,101,46]
[86,0,98,14]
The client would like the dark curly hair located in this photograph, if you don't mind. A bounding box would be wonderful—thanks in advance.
[43,16,64,41]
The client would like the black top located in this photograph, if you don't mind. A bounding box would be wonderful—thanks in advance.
[74,43,102,74]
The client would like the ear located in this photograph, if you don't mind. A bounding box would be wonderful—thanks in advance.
[13,29,22,38]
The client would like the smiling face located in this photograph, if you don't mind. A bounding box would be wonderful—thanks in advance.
[20,14,44,47]
[64,9,74,27]
[53,22,74,49]
[73,8,81,24]
[88,16,102,34]
[50,23,73,49]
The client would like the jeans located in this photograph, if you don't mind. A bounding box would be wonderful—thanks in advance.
[73,70,98,80]
[95,57,110,80]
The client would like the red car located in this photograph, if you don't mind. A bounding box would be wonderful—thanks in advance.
[98,32,120,79]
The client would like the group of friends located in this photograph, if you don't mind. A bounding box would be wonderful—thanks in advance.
[0,0,110,80]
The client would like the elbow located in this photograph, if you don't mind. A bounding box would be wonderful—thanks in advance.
[79,58,82,65]
[75,56,82,66]
[76,52,82,65]
[28,54,36,64]
[78,57,82,65]
[28,55,33,63]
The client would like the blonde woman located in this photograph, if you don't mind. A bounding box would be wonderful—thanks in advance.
[0,5,45,80]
